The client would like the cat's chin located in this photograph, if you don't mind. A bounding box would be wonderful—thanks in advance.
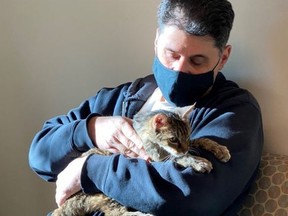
[173,152,186,158]
[163,147,186,158]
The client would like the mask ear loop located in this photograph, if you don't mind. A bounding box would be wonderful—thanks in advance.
[203,58,222,97]
[212,57,221,72]
[211,57,222,83]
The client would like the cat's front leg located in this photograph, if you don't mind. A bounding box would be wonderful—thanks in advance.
[174,154,213,173]
[191,138,231,162]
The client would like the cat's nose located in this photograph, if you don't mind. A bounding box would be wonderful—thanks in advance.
[178,148,188,157]
[181,145,189,153]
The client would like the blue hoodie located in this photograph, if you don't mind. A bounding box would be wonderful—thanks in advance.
[29,73,263,216]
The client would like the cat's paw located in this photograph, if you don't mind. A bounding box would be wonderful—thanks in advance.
[191,156,213,173]
[174,155,213,173]
[212,145,231,162]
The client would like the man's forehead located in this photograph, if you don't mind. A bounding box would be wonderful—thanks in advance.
[159,27,219,57]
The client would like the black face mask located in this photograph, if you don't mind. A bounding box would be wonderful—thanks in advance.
[153,56,219,107]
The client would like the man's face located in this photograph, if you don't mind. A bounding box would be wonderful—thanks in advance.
[154,25,231,77]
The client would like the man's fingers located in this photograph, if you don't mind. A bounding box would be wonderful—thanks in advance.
[94,116,149,159]
[55,192,65,207]
[119,122,149,159]
[121,120,143,149]
[55,156,86,207]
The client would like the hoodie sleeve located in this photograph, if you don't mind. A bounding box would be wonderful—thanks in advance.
[80,90,264,216]
[28,84,129,182]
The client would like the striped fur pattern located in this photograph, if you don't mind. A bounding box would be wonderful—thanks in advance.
[52,110,230,216]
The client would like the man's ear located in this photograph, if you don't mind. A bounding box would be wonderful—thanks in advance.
[218,45,232,70]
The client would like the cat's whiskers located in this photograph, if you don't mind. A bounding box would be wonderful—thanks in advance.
[160,155,174,162]
[161,152,176,160]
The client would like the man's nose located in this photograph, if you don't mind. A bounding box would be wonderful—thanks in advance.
[171,59,190,73]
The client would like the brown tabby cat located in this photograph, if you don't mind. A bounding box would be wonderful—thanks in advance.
[52,110,230,216]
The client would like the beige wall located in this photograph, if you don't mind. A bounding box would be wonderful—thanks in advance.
[226,0,288,155]
[0,0,287,215]
[0,1,159,215]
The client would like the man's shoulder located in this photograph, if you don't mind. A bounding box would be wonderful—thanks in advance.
[218,80,257,102]
[204,73,261,111]
[125,74,157,98]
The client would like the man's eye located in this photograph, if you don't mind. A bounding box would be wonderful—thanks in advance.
[191,61,202,66]
[166,51,180,60]
[190,57,206,66]
[191,60,203,66]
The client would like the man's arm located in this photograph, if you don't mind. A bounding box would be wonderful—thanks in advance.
[28,99,97,181]
[28,85,129,181]
[79,97,263,215]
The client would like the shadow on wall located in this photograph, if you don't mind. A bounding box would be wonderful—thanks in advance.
[223,2,288,155]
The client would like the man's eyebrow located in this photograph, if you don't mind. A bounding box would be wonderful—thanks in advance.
[165,47,177,53]
[165,48,208,58]
[165,47,209,61]
[190,54,208,60]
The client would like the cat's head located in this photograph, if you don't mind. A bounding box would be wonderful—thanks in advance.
[151,111,190,157]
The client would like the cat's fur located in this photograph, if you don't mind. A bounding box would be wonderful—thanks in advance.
[52,110,230,216]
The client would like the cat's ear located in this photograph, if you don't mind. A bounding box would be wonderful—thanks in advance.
[153,114,168,130]
[182,104,196,121]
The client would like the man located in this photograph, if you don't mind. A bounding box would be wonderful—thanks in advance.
[29,0,263,215]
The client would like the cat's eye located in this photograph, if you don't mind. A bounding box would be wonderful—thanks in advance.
[169,137,179,145]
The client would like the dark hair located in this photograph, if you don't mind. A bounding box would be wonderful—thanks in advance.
[157,0,235,50]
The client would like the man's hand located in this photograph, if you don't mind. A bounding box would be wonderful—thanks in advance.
[55,155,88,207]
[56,116,149,206]
[88,116,149,160]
